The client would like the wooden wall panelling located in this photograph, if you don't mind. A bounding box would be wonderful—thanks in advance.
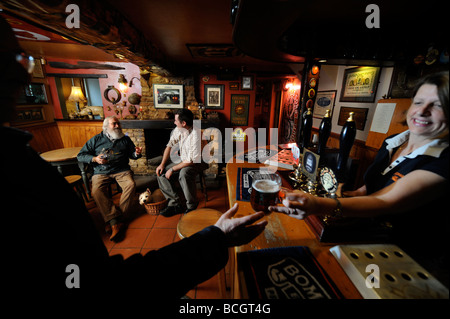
[56,120,103,148]
[26,122,64,153]
[57,123,71,147]
[365,98,410,149]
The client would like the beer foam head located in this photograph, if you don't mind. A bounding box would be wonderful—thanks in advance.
[253,179,280,193]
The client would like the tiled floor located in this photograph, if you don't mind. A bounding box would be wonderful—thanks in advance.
[85,176,231,299]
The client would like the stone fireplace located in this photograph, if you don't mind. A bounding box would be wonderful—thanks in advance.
[122,119,220,176]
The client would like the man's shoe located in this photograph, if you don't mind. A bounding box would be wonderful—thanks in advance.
[109,223,124,241]
[160,205,182,217]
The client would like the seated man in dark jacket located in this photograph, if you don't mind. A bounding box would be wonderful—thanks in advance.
[1,16,267,301]
[77,116,142,240]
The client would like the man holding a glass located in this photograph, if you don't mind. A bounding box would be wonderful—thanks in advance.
[78,116,142,241]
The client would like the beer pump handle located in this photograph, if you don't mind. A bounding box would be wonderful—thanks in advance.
[318,109,332,155]
[337,112,356,174]
[301,108,313,151]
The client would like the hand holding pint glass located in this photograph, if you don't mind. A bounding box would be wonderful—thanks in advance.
[250,173,283,214]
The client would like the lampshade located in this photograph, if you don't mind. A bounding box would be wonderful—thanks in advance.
[68,86,87,102]
[118,74,128,92]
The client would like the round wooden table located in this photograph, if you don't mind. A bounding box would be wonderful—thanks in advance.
[40,147,90,197]
[177,208,222,239]
[176,208,227,297]
[40,147,82,163]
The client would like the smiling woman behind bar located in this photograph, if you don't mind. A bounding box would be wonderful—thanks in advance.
[270,72,449,285]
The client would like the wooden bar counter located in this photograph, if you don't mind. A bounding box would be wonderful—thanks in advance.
[226,158,362,299]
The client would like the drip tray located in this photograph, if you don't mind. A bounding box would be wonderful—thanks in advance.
[330,244,449,299]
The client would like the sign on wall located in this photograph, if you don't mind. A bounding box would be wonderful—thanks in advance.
[230,94,250,126]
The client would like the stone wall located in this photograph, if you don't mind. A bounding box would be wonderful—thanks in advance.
[122,128,151,175]
[138,74,200,120]
[123,73,218,176]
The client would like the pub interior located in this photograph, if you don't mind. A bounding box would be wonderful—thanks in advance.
[1,0,448,303]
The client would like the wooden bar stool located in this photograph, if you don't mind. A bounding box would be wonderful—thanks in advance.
[177,208,227,298]
[65,175,88,202]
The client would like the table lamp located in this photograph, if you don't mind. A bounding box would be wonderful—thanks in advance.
[68,86,87,112]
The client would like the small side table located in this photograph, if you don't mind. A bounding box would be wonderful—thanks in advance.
[40,147,91,198]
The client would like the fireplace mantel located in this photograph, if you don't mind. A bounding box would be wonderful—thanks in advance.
[120,119,219,130]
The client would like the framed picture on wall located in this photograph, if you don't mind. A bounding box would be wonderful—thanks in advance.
[340,67,380,103]
[204,84,224,109]
[12,105,45,124]
[230,94,250,126]
[313,90,336,119]
[338,106,368,130]
[229,82,239,90]
[153,84,184,108]
[241,75,254,90]
[32,60,45,79]
[17,83,48,105]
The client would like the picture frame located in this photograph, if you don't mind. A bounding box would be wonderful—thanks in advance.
[387,64,447,99]
[339,67,380,103]
[153,84,184,108]
[16,83,48,105]
[338,106,369,130]
[313,90,336,119]
[12,105,45,124]
[204,84,224,109]
[32,60,45,79]
[230,94,250,126]
[241,75,254,90]
[229,82,239,90]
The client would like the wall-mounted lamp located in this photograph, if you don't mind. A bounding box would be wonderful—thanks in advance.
[129,76,140,88]
[118,74,128,93]
[68,86,86,112]
[284,79,301,91]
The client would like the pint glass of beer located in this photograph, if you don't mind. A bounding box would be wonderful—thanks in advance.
[250,173,282,214]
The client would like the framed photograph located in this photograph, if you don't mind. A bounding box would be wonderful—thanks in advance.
[17,83,48,105]
[230,94,250,126]
[32,60,45,79]
[340,67,380,103]
[13,105,45,124]
[204,84,224,109]
[241,75,254,90]
[229,82,239,90]
[153,84,184,108]
[313,90,336,119]
[338,106,369,130]
[387,64,447,98]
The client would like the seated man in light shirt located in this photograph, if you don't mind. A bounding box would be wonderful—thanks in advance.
[156,108,206,216]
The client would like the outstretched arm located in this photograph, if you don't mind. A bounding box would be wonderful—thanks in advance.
[121,203,267,298]
[270,170,447,219]
[215,202,268,246]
